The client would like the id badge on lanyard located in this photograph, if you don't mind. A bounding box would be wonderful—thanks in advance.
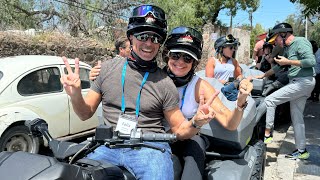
[115,61,149,134]
[115,114,138,134]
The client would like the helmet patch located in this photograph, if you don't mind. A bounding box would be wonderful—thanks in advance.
[177,35,193,43]
[145,14,156,24]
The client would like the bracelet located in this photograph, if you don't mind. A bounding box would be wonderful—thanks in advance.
[235,100,248,112]
[191,118,202,129]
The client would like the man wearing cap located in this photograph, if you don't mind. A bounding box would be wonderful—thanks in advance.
[60,5,215,179]
[255,23,315,160]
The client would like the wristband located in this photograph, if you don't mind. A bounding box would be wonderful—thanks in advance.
[236,100,248,111]
[191,118,202,129]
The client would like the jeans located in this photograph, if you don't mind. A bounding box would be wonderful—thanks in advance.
[87,142,173,180]
[221,82,238,101]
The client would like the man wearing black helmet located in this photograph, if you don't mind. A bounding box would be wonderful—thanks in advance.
[60,5,215,179]
[255,22,315,160]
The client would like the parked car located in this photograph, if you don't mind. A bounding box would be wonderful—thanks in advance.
[0,55,100,153]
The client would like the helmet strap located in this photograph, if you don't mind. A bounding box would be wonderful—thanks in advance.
[127,50,158,72]
[280,32,288,47]
[223,54,231,59]
[165,66,194,87]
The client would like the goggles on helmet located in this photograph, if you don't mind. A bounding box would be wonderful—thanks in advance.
[132,5,166,20]
[171,26,203,42]
[129,16,167,30]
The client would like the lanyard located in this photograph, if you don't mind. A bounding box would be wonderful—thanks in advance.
[180,84,188,110]
[121,61,149,118]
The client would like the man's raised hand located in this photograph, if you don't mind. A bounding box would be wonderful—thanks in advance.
[60,57,81,96]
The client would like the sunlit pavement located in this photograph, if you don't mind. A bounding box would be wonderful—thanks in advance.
[264,101,320,180]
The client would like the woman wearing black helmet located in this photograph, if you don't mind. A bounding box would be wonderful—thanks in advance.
[205,34,243,85]
[255,22,315,160]
[162,26,253,180]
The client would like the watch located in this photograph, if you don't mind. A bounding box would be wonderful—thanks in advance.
[236,100,248,112]
[191,118,202,129]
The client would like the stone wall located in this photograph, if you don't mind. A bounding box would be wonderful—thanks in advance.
[0,26,251,69]
[0,32,116,66]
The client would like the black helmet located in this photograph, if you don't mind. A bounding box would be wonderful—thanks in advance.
[127,4,167,42]
[164,26,203,61]
[214,34,240,53]
[263,41,273,50]
[270,23,293,35]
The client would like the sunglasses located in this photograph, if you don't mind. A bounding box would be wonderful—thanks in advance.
[169,52,194,63]
[133,33,163,44]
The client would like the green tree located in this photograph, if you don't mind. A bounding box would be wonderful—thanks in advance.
[0,0,39,30]
[149,0,260,31]
[149,0,203,31]
[290,0,320,16]
[0,0,138,37]
[284,13,320,46]
[309,21,320,46]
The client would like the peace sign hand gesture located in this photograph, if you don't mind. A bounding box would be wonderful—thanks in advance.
[60,57,82,97]
[192,90,219,127]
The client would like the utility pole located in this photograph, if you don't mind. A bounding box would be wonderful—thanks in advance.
[230,14,233,30]
[305,16,308,38]
[249,10,253,31]
[229,8,233,34]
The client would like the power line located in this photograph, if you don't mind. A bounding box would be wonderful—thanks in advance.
[51,0,128,32]
[53,0,130,19]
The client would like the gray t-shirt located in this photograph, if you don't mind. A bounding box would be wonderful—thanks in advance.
[91,57,179,133]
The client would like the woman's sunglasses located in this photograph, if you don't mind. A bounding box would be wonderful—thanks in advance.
[133,32,163,44]
[224,46,237,50]
[169,52,194,63]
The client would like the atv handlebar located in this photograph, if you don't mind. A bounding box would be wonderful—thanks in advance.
[25,119,176,160]
[117,129,177,142]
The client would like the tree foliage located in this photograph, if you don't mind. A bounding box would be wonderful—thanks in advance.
[149,0,260,31]
[0,0,261,42]
[0,0,141,38]
[284,13,320,46]
[290,0,320,17]
[0,0,40,29]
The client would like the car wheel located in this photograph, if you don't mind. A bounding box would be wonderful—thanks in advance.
[0,125,41,153]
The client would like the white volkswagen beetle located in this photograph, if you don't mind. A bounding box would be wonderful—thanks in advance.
[0,55,100,153]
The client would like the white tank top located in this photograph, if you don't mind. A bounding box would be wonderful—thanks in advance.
[214,58,235,81]
[177,75,199,119]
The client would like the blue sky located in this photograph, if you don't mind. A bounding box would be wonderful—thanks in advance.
[219,0,300,30]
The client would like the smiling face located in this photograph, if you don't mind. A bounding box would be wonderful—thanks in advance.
[130,34,160,61]
[167,52,194,77]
